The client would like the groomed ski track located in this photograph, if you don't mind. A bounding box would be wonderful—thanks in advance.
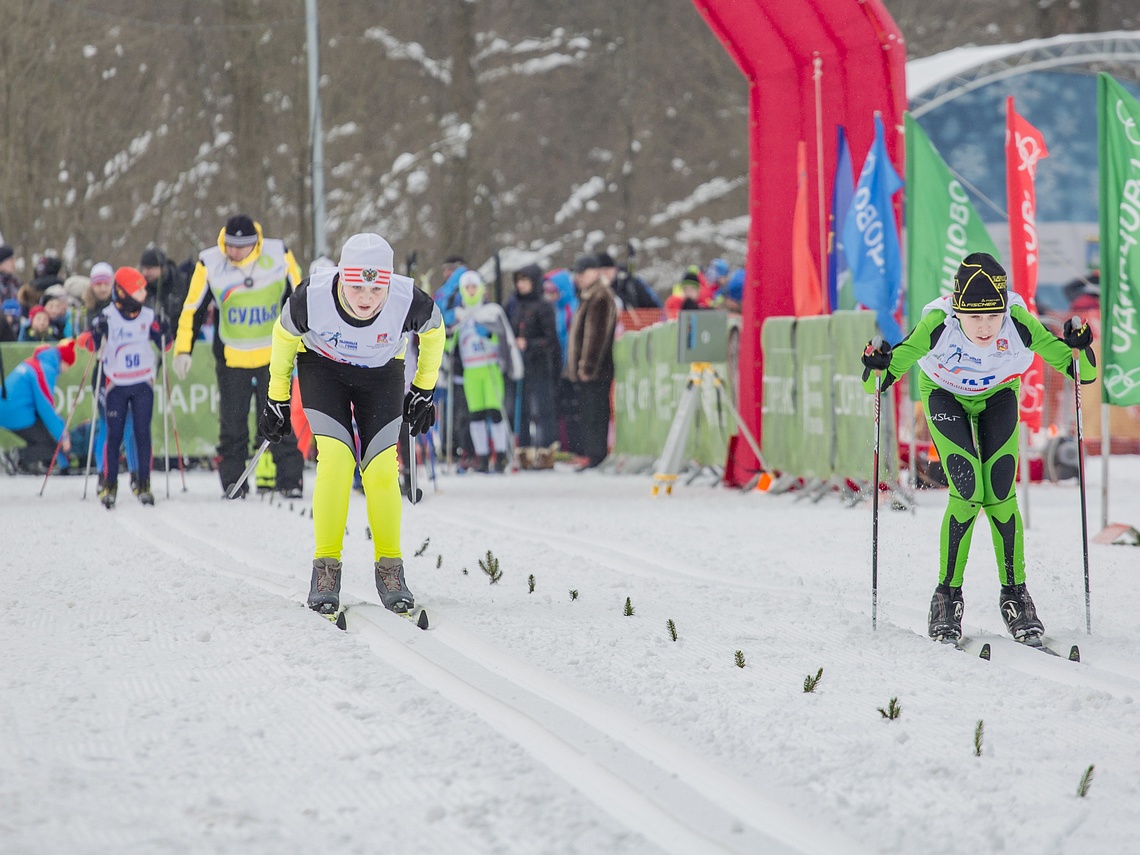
[7,467,1140,854]
[116,494,857,855]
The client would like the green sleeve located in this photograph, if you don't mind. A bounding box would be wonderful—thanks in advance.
[861,309,946,394]
[1012,305,1097,384]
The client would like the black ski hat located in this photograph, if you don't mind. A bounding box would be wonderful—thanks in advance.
[224,215,259,247]
[573,254,600,273]
[952,252,1008,314]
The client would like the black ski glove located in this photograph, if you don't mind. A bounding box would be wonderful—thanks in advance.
[861,339,892,382]
[1063,316,1095,366]
[259,397,291,444]
[403,384,436,436]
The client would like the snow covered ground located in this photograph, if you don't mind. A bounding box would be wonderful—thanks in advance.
[3,453,1140,855]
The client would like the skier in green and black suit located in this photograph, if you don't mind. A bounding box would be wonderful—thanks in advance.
[860,252,1096,643]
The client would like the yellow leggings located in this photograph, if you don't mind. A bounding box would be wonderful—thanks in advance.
[312,436,402,561]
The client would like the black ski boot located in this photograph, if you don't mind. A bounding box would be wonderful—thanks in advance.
[99,481,118,510]
[1000,583,1045,641]
[928,584,964,642]
[136,478,154,506]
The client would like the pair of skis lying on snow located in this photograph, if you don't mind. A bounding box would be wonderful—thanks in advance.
[935,633,1080,662]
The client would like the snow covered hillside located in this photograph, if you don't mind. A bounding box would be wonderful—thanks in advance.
[3,457,1140,854]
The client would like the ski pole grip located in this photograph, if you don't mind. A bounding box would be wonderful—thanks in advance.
[871,335,883,350]
[1070,314,1082,330]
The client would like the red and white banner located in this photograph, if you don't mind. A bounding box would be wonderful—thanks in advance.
[1005,97,1049,430]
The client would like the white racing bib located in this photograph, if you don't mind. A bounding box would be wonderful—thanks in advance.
[300,268,414,368]
[101,306,157,386]
[917,294,1034,395]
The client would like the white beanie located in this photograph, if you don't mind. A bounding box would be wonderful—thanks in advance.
[338,233,394,286]
[89,261,114,284]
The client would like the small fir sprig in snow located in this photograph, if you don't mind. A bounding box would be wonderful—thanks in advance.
[415,538,430,557]
[878,697,902,720]
[527,574,535,594]
[436,555,443,569]
[624,597,635,616]
[735,650,746,668]
[569,589,579,601]
[1077,764,1095,798]
[974,720,984,757]
[479,550,502,584]
[803,668,823,693]
[666,619,678,642]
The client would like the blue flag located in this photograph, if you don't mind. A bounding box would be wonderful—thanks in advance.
[842,115,903,343]
[828,125,854,312]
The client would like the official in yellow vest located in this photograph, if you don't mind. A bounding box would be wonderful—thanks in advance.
[171,214,306,498]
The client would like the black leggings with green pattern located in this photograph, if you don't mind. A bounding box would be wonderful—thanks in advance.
[922,379,1024,588]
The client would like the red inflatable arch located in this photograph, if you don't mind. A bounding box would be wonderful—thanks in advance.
[691,0,908,486]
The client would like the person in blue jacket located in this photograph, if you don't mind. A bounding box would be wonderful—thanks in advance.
[0,338,78,473]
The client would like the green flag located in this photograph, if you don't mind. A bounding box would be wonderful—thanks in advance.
[904,113,1000,324]
[1096,73,1140,406]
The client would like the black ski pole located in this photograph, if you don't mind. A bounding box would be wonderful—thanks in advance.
[1070,315,1092,635]
[869,335,885,631]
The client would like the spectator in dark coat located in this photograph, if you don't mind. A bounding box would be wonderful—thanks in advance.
[566,254,617,470]
[599,251,661,311]
[17,254,64,316]
[1,299,21,342]
[508,264,561,449]
[0,246,21,303]
[139,247,189,328]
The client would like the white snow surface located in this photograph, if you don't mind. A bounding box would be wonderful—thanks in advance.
[4,457,1140,854]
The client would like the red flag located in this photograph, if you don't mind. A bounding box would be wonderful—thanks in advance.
[1005,97,1048,430]
[793,140,823,316]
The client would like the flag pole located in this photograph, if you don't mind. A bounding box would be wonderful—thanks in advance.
[812,53,828,312]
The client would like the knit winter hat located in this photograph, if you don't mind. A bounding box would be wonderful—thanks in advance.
[28,305,47,323]
[224,215,259,248]
[337,233,394,287]
[2,298,19,315]
[89,262,114,285]
[114,266,148,303]
[706,258,729,280]
[952,252,1008,314]
[139,248,165,268]
[64,275,90,301]
[573,254,600,274]
[56,338,77,368]
[0,246,13,265]
[41,284,68,303]
[596,252,617,269]
[458,270,486,306]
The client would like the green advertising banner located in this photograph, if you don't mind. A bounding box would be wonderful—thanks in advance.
[1,341,230,458]
[832,310,897,481]
[611,320,735,465]
[1097,73,1140,406]
[794,316,833,479]
[760,317,798,475]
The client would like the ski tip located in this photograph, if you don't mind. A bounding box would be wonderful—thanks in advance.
[416,609,429,630]
[979,643,991,661]
[335,610,347,631]
[1068,644,1080,662]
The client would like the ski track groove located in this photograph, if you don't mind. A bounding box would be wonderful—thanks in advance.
[116,498,863,855]
[439,503,1140,701]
